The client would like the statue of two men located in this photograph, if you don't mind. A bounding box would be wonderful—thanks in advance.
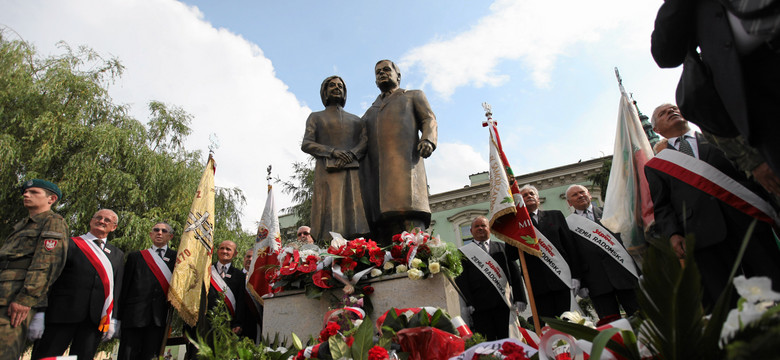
[302,60,437,245]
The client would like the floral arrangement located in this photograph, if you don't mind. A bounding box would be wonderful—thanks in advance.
[384,230,463,280]
[270,230,462,300]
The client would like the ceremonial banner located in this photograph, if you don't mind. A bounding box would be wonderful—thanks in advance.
[168,155,216,326]
[601,82,655,255]
[566,215,639,279]
[484,117,540,256]
[247,185,282,303]
[647,149,780,227]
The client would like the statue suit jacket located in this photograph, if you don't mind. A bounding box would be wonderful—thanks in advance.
[44,238,124,325]
[118,248,176,328]
[207,263,245,329]
[645,132,768,249]
[524,210,580,295]
[570,207,637,297]
[456,241,525,313]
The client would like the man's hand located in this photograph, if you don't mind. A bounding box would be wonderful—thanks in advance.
[28,312,45,340]
[752,162,780,195]
[102,319,119,341]
[571,278,581,295]
[7,302,30,328]
[578,287,590,298]
[670,234,687,259]
[417,140,434,158]
[513,302,527,314]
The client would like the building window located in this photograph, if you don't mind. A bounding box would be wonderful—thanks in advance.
[460,224,473,244]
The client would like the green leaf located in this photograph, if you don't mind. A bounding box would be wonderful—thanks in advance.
[329,336,350,360]
[351,315,375,360]
[590,328,622,360]
[521,235,536,245]
[501,196,513,204]
[544,318,632,359]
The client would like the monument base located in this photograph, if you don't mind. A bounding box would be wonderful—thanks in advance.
[263,273,463,340]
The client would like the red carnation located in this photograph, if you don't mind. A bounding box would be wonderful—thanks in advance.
[501,342,530,359]
[295,349,305,360]
[363,285,375,295]
[390,245,404,259]
[392,234,403,243]
[346,335,355,347]
[340,257,357,272]
[318,321,341,342]
[368,345,389,360]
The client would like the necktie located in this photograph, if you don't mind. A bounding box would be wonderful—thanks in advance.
[93,239,104,250]
[157,249,164,258]
[584,209,594,221]
[677,136,695,158]
[478,241,489,253]
[219,265,226,277]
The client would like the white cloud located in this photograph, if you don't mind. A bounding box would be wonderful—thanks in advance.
[2,0,312,230]
[426,142,488,194]
[400,0,663,98]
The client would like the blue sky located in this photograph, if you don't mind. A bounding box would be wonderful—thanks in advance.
[2,0,681,231]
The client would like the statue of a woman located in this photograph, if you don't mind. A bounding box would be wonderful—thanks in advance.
[301,76,370,241]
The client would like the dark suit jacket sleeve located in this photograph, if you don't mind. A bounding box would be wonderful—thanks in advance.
[118,251,137,322]
[651,0,696,68]
[552,211,583,280]
[454,259,475,307]
[227,267,245,329]
[645,164,684,239]
[501,243,526,303]
[110,246,125,320]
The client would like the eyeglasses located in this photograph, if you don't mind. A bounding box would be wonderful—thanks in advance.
[297,231,310,236]
[152,228,169,233]
[92,215,115,224]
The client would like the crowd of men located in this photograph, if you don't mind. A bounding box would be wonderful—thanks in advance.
[0,180,266,360]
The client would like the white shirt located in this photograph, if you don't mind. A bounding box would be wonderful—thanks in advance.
[81,232,108,249]
[668,130,699,159]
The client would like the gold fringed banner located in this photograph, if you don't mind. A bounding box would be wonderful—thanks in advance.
[168,155,216,326]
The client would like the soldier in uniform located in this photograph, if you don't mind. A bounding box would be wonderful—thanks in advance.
[0,179,69,360]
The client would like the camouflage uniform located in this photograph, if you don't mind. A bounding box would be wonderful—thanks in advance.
[0,210,68,360]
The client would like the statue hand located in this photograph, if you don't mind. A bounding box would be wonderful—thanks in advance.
[332,149,353,164]
[417,140,434,158]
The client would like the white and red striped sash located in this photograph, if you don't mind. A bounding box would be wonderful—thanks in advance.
[140,249,172,294]
[210,265,236,315]
[647,150,780,227]
[72,236,114,332]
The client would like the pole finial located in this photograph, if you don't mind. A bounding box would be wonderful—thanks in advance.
[482,102,495,127]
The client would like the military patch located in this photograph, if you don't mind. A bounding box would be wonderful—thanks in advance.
[44,239,58,251]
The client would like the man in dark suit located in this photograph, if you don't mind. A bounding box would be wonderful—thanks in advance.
[208,241,244,334]
[241,248,262,344]
[519,185,580,324]
[456,216,525,340]
[565,185,638,321]
[31,209,125,360]
[645,103,780,308]
[117,222,176,360]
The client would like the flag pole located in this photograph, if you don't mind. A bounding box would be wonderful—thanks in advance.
[482,103,542,337]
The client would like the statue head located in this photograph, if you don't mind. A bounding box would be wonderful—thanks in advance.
[375,59,401,92]
[320,75,347,107]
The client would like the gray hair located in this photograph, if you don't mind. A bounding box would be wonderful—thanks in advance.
[519,184,538,195]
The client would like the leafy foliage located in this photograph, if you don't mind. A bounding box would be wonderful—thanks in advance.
[0,29,251,255]
[587,157,612,196]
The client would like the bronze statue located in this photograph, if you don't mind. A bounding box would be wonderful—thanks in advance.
[360,60,438,245]
[302,76,370,241]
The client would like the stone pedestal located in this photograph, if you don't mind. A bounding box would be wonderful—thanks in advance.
[263,273,462,340]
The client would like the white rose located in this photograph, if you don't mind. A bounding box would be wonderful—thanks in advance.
[396,264,408,273]
[429,262,441,274]
[370,268,383,277]
[411,258,423,268]
[383,261,395,271]
[408,268,423,280]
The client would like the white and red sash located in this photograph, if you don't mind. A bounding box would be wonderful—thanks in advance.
[566,215,639,279]
[648,150,780,227]
[210,265,236,315]
[72,235,114,332]
[140,249,172,294]
[532,227,581,313]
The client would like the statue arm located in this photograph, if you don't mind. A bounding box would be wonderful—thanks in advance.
[412,90,437,150]
[301,113,335,158]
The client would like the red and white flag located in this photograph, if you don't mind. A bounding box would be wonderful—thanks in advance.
[600,81,655,257]
[247,185,282,303]
[484,109,540,256]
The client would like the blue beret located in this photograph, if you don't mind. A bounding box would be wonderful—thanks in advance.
[21,179,62,200]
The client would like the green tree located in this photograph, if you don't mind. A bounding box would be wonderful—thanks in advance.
[0,29,248,254]
[587,157,612,196]
[276,158,314,229]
